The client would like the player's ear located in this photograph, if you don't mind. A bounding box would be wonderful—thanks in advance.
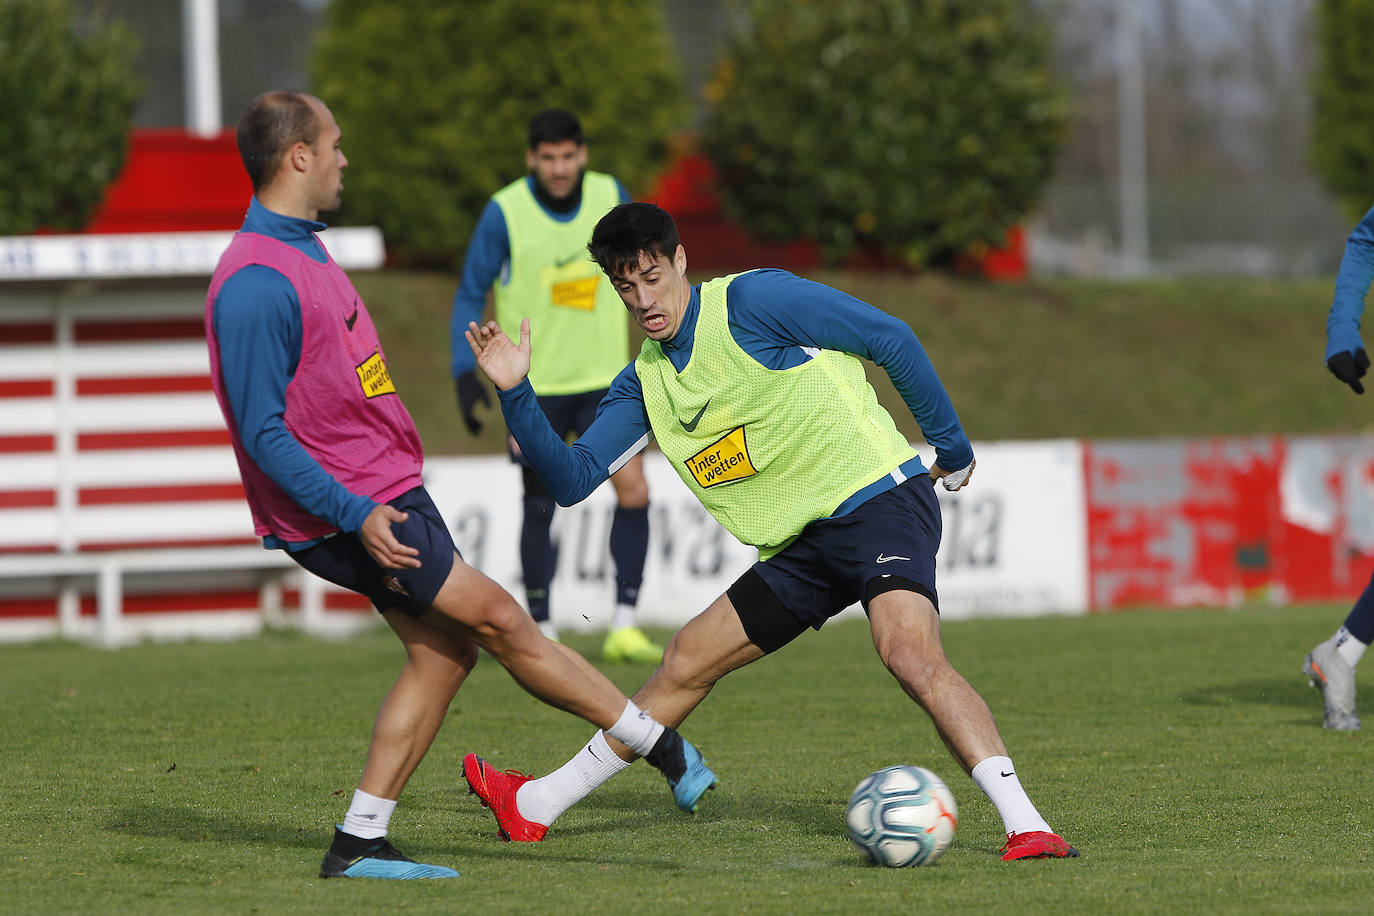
[674,244,687,276]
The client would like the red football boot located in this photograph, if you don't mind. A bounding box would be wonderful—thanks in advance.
[1000,830,1080,860]
[462,753,549,842]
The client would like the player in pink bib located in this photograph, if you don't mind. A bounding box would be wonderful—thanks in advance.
[206,91,715,881]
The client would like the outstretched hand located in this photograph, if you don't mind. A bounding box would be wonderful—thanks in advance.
[360,504,421,569]
[465,319,531,391]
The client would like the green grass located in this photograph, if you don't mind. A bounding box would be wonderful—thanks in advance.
[353,269,1372,456]
[3,606,1371,914]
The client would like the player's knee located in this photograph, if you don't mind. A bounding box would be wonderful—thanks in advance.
[879,640,950,691]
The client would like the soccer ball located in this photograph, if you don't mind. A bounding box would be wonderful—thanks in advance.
[845,765,958,867]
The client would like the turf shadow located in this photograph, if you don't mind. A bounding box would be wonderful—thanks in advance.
[1176,676,1317,710]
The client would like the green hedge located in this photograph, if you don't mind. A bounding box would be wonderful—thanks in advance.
[1311,0,1374,223]
[702,0,1067,267]
[0,0,139,235]
[310,0,688,266]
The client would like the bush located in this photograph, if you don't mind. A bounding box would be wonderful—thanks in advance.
[310,0,688,266]
[702,0,1067,267]
[0,0,140,235]
[1311,0,1374,223]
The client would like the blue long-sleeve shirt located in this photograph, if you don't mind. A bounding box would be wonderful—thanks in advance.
[497,269,974,522]
[1326,205,1374,361]
[211,197,376,548]
[449,173,630,379]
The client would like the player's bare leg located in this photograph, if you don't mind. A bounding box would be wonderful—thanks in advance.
[609,592,766,755]
[357,612,479,799]
[866,591,1006,772]
[867,590,1077,859]
[423,552,629,725]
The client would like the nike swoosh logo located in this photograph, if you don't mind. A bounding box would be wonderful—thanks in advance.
[345,306,359,330]
[554,251,585,267]
[1000,770,1015,778]
[679,400,710,432]
[875,554,909,564]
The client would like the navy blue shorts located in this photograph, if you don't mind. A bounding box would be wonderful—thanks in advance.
[729,475,942,653]
[288,486,457,617]
[509,388,608,467]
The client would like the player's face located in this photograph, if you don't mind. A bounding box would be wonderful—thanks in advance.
[611,245,690,341]
[304,101,347,215]
[527,139,586,201]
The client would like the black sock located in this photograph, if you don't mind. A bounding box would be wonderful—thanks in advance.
[329,828,378,857]
[644,727,686,781]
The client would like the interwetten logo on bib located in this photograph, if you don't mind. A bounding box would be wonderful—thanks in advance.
[551,276,599,310]
[686,426,757,488]
[355,352,397,398]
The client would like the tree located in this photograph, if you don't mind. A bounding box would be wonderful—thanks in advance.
[702,0,1067,267]
[1311,0,1374,223]
[310,0,688,266]
[0,0,140,235]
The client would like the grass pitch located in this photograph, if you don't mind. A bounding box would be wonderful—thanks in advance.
[3,605,1371,914]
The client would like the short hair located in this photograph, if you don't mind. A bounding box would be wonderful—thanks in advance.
[235,90,322,192]
[527,109,583,149]
[588,202,682,280]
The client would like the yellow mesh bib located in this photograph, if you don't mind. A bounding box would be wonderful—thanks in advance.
[637,273,916,558]
[493,171,626,394]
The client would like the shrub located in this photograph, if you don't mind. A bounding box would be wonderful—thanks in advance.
[310,0,688,266]
[1311,0,1374,223]
[0,0,140,235]
[702,0,1067,267]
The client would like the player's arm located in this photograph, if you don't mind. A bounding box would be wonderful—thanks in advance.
[1325,205,1374,394]
[726,269,974,479]
[213,267,377,535]
[449,200,510,430]
[467,319,651,505]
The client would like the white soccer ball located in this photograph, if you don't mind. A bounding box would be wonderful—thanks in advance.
[845,764,958,867]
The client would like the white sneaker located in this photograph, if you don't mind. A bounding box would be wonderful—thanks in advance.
[1304,637,1360,731]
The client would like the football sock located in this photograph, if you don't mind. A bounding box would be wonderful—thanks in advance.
[611,603,637,632]
[539,621,560,642]
[970,756,1053,837]
[610,505,649,607]
[1333,626,1368,668]
[1342,574,1374,643]
[521,491,557,622]
[341,788,396,840]
[517,731,630,826]
[604,700,666,757]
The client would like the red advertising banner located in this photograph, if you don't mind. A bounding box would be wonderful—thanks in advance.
[1085,436,1374,610]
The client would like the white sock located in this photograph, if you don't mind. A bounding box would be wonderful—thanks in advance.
[539,621,560,641]
[611,603,637,631]
[603,699,665,757]
[517,731,632,826]
[1334,627,1368,667]
[342,788,396,840]
[970,756,1053,837]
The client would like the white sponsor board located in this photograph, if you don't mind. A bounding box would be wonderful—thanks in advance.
[919,439,1088,619]
[423,439,1088,633]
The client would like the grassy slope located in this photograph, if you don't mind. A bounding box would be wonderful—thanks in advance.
[353,269,1371,457]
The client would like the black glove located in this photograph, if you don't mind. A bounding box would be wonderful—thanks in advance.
[455,371,492,434]
[1327,348,1370,395]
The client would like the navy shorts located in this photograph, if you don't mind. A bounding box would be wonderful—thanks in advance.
[509,388,608,467]
[729,475,942,653]
[288,486,457,617]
